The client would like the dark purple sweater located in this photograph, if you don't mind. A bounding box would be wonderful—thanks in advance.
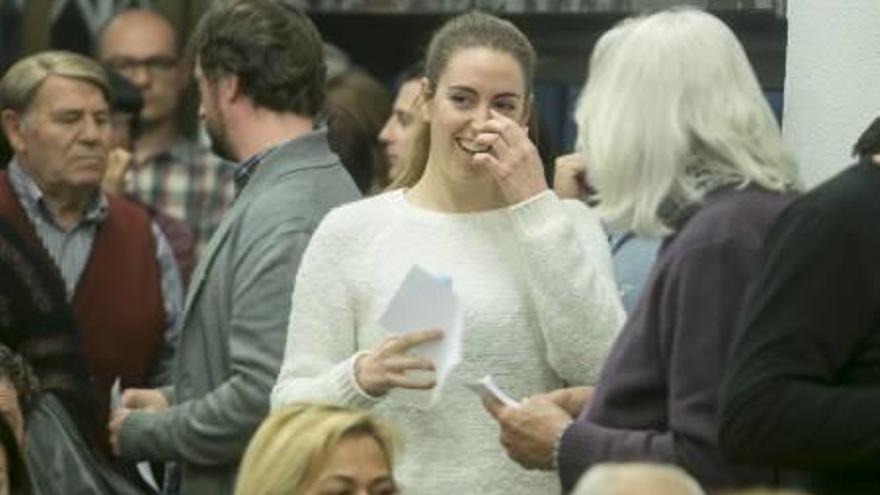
[558,186,794,492]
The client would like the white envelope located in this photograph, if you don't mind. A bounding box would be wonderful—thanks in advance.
[378,265,464,406]
[111,377,160,491]
[465,375,521,409]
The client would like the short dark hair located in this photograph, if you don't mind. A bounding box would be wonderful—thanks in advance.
[188,0,326,116]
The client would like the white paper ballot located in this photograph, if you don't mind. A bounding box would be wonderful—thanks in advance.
[110,377,122,411]
[378,265,464,406]
[465,375,521,409]
[110,377,160,491]
[135,460,160,491]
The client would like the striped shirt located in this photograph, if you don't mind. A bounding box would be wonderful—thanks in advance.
[8,161,182,385]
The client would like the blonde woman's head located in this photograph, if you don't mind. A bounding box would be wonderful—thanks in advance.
[234,403,398,495]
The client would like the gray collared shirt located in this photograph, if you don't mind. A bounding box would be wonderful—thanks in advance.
[8,160,182,386]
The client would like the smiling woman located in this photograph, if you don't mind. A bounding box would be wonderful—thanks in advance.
[271,10,625,495]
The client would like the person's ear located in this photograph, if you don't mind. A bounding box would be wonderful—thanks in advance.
[1,109,28,154]
[221,75,241,104]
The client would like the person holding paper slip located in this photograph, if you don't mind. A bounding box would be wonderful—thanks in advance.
[106,2,360,494]
[486,8,800,493]
[271,10,625,495]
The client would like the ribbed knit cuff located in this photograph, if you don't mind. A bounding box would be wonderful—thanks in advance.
[336,351,383,409]
[158,385,175,406]
[118,409,166,461]
[553,420,575,470]
[557,419,598,492]
[508,190,567,238]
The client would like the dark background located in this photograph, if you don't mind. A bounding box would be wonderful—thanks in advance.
[0,1,787,162]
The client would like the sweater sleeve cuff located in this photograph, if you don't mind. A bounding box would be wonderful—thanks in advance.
[508,190,567,238]
[557,419,600,492]
[335,351,383,408]
[553,420,575,470]
[158,385,175,405]
[118,409,168,461]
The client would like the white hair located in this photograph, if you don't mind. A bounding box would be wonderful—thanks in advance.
[575,8,800,237]
[573,463,706,495]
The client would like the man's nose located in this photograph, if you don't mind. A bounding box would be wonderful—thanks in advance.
[79,116,106,145]
[127,64,152,88]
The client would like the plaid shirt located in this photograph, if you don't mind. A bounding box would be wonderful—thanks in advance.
[233,142,282,195]
[126,138,236,258]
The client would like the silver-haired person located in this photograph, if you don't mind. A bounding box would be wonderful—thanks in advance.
[573,463,706,495]
[485,7,801,492]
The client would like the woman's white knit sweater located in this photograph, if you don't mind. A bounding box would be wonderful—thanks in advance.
[272,189,625,494]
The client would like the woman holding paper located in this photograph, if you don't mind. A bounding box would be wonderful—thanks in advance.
[271,10,625,495]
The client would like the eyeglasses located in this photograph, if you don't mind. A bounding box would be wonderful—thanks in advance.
[104,56,179,78]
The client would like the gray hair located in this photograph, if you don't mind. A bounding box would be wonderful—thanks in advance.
[0,50,110,115]
[576,8,799,237]
[573,463,706,495]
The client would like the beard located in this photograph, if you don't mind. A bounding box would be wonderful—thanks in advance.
[205,114,234,162]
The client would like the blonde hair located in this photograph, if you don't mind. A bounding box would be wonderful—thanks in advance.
[234,404,397,495]
[576,8,799,237]
[573,463,705,495]
[390,11,535,189]
[0,51,110,114]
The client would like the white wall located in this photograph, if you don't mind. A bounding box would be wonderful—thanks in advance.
[783,0,880,187]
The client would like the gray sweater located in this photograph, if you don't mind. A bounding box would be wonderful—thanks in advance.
[558,186,793,492]
[117,129,360,495]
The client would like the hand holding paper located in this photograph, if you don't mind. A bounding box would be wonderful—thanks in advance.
[368,265,465,405]
[466,375,521,409]
[356,329,442,396]
[109,378,160,491]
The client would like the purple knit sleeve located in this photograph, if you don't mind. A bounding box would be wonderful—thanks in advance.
[556,235,775,492]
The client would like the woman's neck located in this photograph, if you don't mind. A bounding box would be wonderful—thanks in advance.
[406,159,507,213]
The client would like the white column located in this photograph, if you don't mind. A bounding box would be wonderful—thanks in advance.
[783,0,880,187]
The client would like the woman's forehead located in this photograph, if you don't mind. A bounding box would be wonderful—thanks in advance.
[438,47,527,95]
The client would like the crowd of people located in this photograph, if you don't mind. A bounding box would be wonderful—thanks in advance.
[0,1,876,494]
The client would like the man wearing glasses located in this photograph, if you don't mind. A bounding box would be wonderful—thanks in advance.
[98,9,234,270]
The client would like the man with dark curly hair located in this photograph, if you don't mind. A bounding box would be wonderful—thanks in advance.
[107,2,360,494]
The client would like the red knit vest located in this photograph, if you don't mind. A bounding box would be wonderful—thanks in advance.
[0,171,165,453]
